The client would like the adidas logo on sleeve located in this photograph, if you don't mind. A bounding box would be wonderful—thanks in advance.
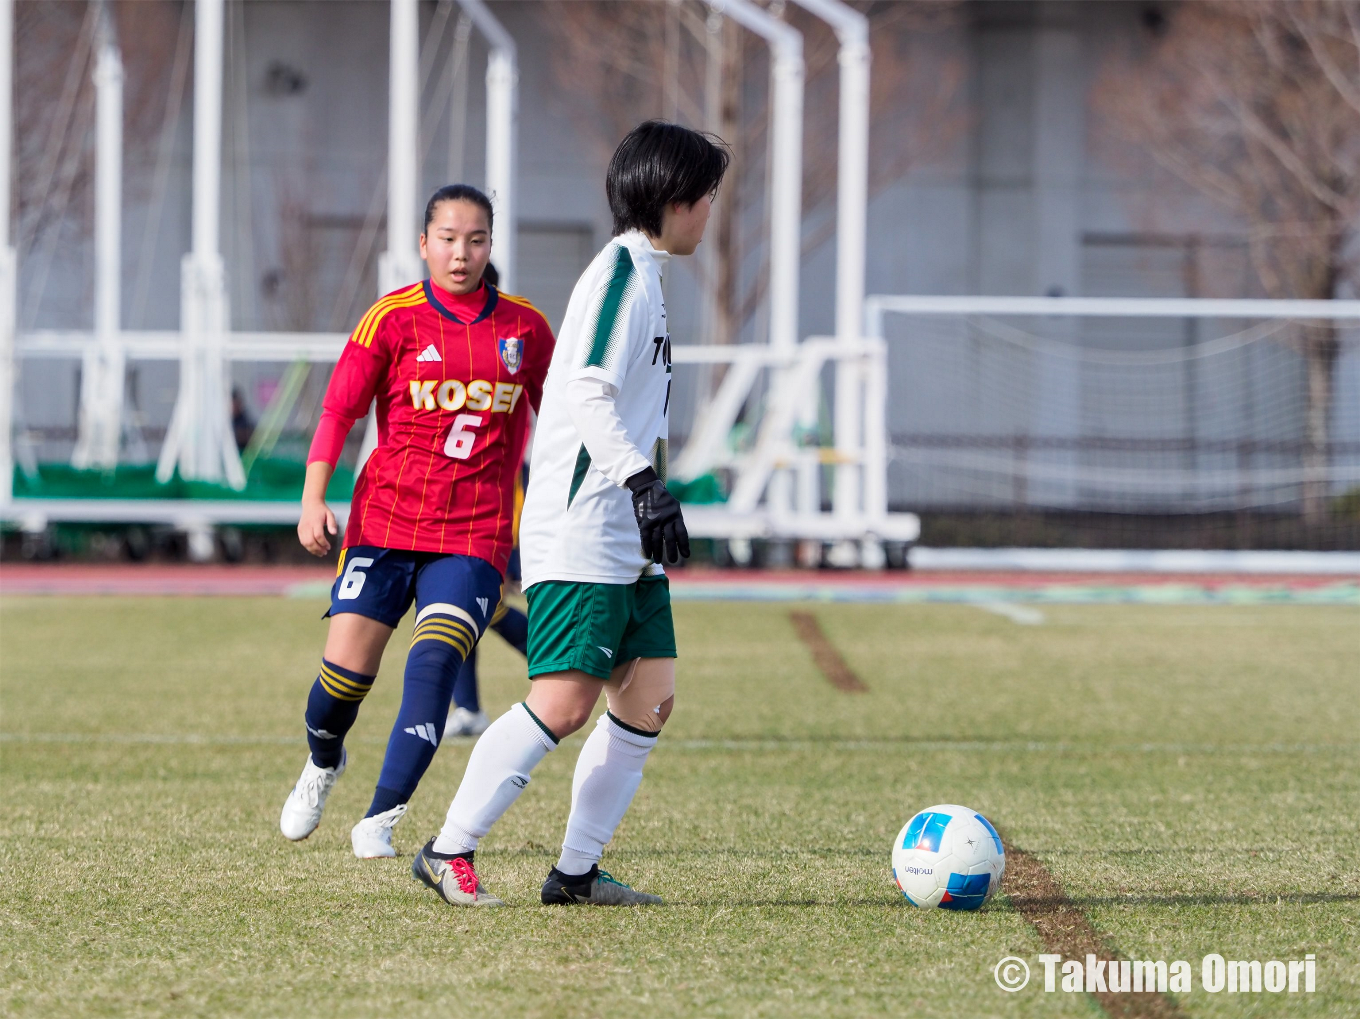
[416,344,442,362]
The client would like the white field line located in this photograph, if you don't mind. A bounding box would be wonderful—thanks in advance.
[976,601,1045,625]
[1,732,1354,754]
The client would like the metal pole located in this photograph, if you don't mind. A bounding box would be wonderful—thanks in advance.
[446,13,471,183]
[358,0,425,477]
[73,16,125,469]
[379,0,423,294]
[192,0,222,265]
[708,0,802,518]
[355,0,423,474]
[94,36,122,352]
[790,0,868,527]
[458,0,516,294]
[693,8,723,417]
[0,0,13,503]
[711,0,801,356]
[860,338,887,564]
[0,0,8,267]
[157,0,242,486]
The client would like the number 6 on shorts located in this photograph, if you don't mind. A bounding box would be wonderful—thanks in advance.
[338,555,375,600]
[444,413,484,460]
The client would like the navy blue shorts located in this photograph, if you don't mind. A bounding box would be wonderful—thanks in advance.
[328,546,503,632]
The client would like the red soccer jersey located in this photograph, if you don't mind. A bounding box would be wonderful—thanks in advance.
[307,279,554,572]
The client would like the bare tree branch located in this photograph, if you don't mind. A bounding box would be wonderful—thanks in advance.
[1215,85,1347,210]
[1287,4,1360,118]
[542,0,964,354]
[1093,0,1360,525]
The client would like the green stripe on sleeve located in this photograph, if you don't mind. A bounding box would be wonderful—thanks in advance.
[567,443,592,507]
[584,246,636,369]
[653,438,667,484]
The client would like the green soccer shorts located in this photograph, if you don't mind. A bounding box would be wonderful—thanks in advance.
[525,576,677,680]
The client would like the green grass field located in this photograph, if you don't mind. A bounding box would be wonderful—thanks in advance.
[2,596,1357,1017]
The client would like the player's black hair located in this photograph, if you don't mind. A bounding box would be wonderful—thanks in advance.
[423,184,494,232]
[482,261,500,288]
[606,121,730,237]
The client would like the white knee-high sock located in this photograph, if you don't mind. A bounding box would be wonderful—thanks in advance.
[434,702,557,855]
[556,714,657,875]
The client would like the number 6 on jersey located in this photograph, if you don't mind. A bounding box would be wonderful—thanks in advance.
[445,413,484,460]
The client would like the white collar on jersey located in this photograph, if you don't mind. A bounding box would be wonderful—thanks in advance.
[615,229,672,274]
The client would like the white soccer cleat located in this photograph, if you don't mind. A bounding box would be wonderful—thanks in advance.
[351,803,409,859]
[280,750,346,841]
[444,707,491,739]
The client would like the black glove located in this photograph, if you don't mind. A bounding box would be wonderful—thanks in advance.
[625,467,690,564]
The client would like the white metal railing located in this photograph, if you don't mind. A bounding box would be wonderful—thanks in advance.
[670,338,918,553]
[4,331,921,556]
[17,331,346,362]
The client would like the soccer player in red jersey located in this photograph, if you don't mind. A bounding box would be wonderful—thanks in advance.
[278,185,554,861]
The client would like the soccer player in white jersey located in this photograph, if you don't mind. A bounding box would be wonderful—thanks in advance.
[412,121,729,907]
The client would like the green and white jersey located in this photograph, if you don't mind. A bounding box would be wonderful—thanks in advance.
[520,231,673,587]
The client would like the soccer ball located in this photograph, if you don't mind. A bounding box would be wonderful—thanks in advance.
[891,804,1005,910]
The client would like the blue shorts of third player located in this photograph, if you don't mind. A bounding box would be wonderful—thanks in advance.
[329,546,502,632]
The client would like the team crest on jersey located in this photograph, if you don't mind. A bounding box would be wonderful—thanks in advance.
[497,337,523,374]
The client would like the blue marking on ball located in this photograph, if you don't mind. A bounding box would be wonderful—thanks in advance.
[938,872,991,911]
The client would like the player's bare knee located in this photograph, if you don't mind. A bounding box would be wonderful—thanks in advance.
[523,697,592,738]
[555,702,595,736]
[323,613,393,675]
[526,672,600,739]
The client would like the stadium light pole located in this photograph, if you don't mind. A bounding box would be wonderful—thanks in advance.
[73,7,126,471]
[157,0,244,488]
[789,0,869,544]
[0,0,14,505]
[457,0,517,294]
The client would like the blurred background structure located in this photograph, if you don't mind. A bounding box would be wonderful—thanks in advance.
[1,0,1358,564]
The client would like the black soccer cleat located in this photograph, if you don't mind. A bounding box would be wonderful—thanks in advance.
[540,864,663,906]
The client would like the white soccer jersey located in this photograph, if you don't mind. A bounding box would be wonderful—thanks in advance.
[520,231,673,587]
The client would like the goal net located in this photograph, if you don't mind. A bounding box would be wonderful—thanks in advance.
[874,299,1360,518]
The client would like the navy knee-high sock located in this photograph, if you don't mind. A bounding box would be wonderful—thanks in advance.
[452,648,480,713]
[366,611,476,817]
[305,659,376,769]
[492,605,528,656]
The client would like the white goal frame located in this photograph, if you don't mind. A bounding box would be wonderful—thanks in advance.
[868,293,1360,515]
